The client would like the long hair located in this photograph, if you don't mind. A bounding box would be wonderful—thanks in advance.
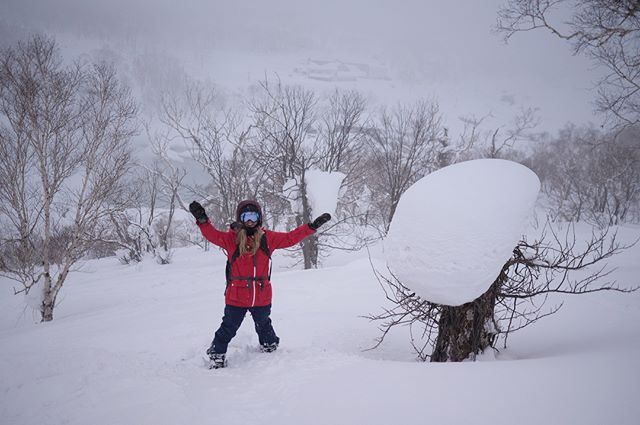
[236,227,264,256]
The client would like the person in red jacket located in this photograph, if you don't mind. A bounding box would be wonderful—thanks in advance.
[189,199,331,369]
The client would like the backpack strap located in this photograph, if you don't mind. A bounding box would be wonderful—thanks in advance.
[259,231,271,258]
[225,232,272,285]
[225,244,241,287]
[260,232,272,280]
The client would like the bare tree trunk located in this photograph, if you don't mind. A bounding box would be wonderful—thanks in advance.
[431,278,501,362]
[41,273,55,322]
[299,170,318,268]
[41,300,55,322]
[386,198,399,233]
[299,230,318,269]
[41,195,54,321]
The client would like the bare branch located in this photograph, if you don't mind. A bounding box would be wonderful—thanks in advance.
[366,219,637,361]
[496,0,640,128]
[0,35,138,321]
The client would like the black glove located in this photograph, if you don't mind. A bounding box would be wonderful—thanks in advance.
[189,201,208,224]
[309,213,331,230]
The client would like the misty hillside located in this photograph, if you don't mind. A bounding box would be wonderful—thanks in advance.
[0,0,600,141]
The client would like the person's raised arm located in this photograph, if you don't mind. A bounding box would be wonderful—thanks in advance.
[189,201,233,248]
[268,213,332,250]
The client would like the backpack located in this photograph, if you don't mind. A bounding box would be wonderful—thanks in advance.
[225,232,272,286]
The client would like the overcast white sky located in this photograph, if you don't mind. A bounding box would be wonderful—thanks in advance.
[1,0,602,135]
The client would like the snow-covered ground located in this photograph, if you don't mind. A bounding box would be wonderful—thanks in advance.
[1,223,639,425]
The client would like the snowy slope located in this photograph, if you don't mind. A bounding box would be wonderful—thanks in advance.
[1,226,639,425]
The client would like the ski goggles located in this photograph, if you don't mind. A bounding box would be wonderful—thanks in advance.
[240,211,260,223]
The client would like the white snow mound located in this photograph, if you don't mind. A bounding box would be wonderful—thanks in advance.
[385,159,540,306]
[285,170,345,217]
[306,170,345,217]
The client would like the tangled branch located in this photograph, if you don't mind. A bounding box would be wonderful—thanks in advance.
[366,221,638,360]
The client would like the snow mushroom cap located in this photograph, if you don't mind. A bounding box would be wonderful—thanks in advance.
[236,200,263,225]
[385,159,540,306]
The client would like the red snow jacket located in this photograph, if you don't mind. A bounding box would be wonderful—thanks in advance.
[196,221,315,308]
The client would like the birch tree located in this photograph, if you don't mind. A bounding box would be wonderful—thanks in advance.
[366,101,448,232]
[318,89,367,174]
[160,81,253,227]
[249,79,321,268]
[317,89,376,250]
[0,35,137,321]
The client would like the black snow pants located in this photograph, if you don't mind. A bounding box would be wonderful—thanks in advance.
[208,304,279,354]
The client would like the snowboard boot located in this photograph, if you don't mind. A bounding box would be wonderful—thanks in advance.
[207,353,227,369]
[260,342,278,353]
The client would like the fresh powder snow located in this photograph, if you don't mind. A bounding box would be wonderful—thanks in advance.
[1,224,639,425]
[1,221,639,425]
[385,159,540,306]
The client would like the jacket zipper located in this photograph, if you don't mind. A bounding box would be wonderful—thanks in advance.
[250,255,257,307]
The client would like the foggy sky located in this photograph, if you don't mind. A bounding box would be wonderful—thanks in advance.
[0,0,602,133]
